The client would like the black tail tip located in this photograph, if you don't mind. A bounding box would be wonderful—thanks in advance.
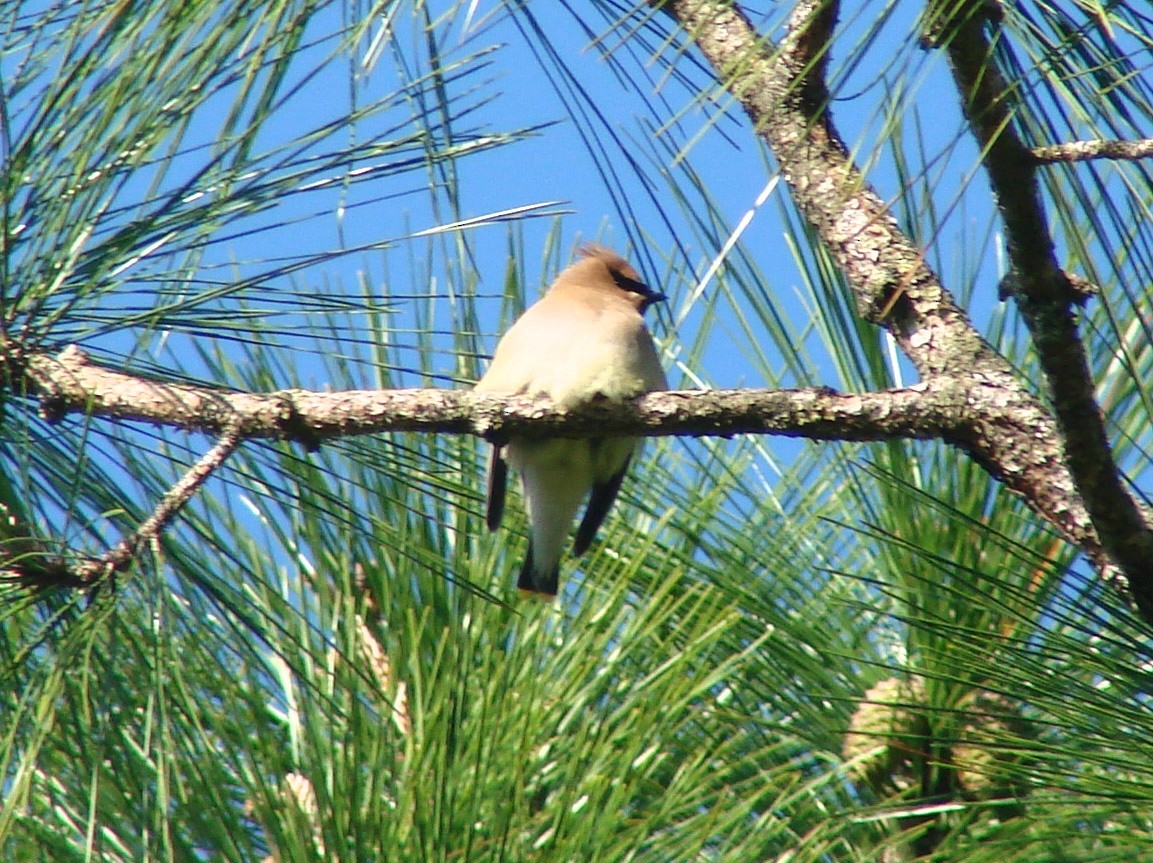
[517,548,559,599]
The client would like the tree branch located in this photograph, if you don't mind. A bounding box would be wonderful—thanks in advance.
[652,0,1149,617]
[14,344,971,442]
[663,0,992,378]
[1032,138,1153,165]
[4,341,1128,615]
[933,8,1153,614]
[3,417,243,590]
[74,422,244,585]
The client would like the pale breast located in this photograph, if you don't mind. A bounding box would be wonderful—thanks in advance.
[476,301,665,409]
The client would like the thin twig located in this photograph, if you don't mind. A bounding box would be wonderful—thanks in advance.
[73,421,244,585]
[1032,138,1153,164]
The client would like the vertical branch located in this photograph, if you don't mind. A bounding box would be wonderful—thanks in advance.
[653,0,1150,614]
[934,7,1153,614]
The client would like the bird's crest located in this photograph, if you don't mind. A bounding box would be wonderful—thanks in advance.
[576,243,663,308]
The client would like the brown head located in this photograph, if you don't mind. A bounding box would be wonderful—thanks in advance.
[552,243,667,313]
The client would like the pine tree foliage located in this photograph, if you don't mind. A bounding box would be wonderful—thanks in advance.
[2,1,1153,860]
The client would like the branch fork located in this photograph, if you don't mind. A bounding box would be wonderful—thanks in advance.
[5,2,1153,622]
[655,0,1153,619]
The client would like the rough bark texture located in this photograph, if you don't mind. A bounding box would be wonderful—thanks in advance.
[1031,138,1153,164]
[935,8,1153,619]
[655,0,1148,616]
[11,344,970,442]
[6,2,1153,622]
[1,336,1130,612]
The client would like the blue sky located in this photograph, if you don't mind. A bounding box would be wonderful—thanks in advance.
[21,0,1133,578]
[127,1,1005,399]
[341,3,1002,393]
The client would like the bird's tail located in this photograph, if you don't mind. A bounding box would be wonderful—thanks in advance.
[517,546,559,599]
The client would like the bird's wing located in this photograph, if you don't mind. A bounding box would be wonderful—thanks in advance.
[572,452,631,557]
[484,445,508,531]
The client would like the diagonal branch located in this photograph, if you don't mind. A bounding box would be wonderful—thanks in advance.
[652,0,1150,617]
[5,418,243,589]
[664,0,992,378]
[932,7,1153,616]
[73,421,244,586]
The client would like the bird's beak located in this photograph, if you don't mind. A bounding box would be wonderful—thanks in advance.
[641,291,666,313]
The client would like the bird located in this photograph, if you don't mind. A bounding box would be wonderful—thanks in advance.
[475,243,667,598]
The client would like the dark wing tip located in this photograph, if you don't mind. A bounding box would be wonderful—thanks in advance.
[573,458,630,557]
[485,447,508,531]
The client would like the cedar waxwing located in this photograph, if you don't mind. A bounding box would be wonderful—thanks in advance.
[476,244,667,597]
